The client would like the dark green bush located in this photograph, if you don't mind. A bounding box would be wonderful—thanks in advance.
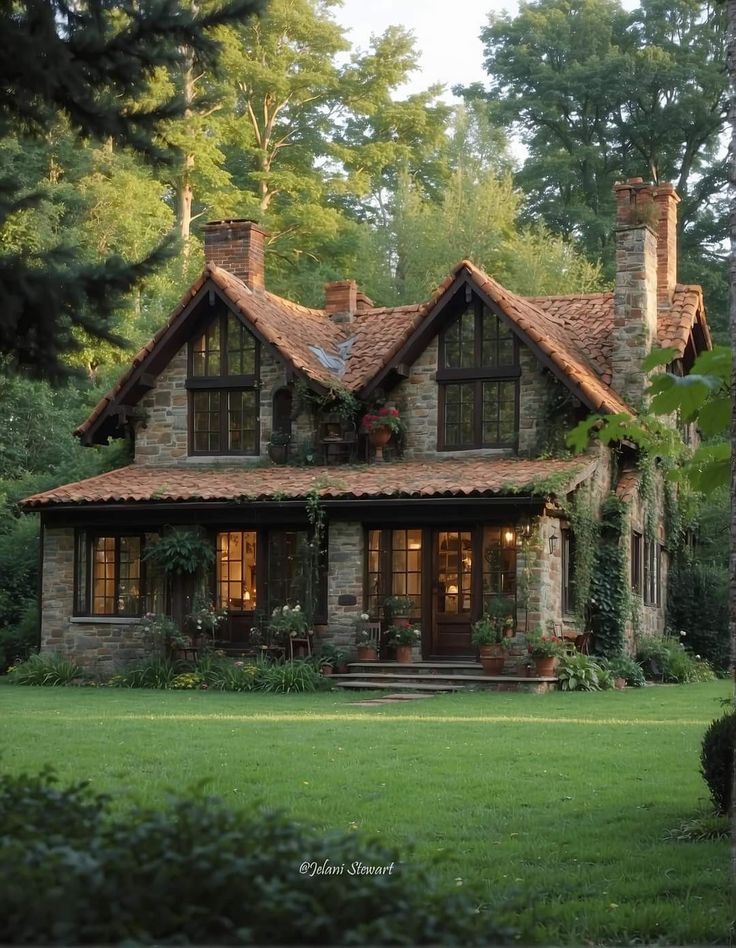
[700,711,735,816]
[604,655,646,687]
[667,560,729,671]
[0,603,38,673]
[0,770,510,945]
[636,637,713,683]
[556,653,612,691]
[6,652,82,686]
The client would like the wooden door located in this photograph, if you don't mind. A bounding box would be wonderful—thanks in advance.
[431,530,474,657]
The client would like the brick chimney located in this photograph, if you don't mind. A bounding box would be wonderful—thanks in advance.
[203,220,266,290]
[324,280,374,324]
[612,177,659,406]
[652,182,680,308]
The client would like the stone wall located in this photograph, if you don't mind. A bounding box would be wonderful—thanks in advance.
[133,340,315,465]
[393,336,572,459]
[325,521,364,647]
[41,527,145,675]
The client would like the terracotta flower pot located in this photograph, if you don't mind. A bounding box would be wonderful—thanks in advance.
[533,656,557,677]
[357,645,378,662]
[320,664,334,676]
[479,644,505,675]
[368,425,392,461]
[395,644,413,664]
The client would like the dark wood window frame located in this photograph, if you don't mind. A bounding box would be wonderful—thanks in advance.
[643,538,661,606]
[187,310,260,456]
[365,528,423,621]
[561,528,576,615]
[631,531,642,596]
[437,298,520,451]
[212,526,328,624]
[74,530,146,618]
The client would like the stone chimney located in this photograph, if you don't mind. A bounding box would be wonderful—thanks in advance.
[203,219,267,290]
[612,177,659,406]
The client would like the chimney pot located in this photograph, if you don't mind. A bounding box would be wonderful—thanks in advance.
[325,280,358,323]
[203,219,267,290]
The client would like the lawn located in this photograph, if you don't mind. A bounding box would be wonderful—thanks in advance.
[1,680,731,945]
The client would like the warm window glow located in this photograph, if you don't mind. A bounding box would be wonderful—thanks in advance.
[366,529,422,620]
[217,531,257,610]
[482,526,516,611]
[88,535,142,616]
[437,531,472,614]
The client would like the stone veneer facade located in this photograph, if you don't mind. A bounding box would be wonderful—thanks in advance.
[41,527,146,675]
[393,338,575,459]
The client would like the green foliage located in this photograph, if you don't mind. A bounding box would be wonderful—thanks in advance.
[7,652,82,686]
[111,656,180,689]
[257,660,325,694]
[604,655,646,688]
[666,813,731,842]
[567,491,599,630]
[0,609,38,674]
[636,636,715,683]
[195,653,264,692]
[667,560,730,672]
[589,495,629,657]
[699,712,735,816]
[556,652,613,691]
[0,768,504,946]
[471,0,727,331]
[143,528,215,575]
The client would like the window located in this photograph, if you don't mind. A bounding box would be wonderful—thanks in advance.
[366,529,422,620]
[74,532,144,616]
[438,298,519,450]
[561,529,575,615]
[643,539,661,606]
[631,531,642,595]
[217,531,257,611]
[188,311,259,455]
[482,526,517,612]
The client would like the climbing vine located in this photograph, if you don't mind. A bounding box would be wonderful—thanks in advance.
[565,490,599,632]
[638,451,657,542]
[589,494,629,657]
[304,479,331,625]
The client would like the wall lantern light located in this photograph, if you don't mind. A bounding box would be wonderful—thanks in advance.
[548,532,559,555]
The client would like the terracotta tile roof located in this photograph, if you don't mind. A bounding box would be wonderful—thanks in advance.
[21,456,596,509]
[77,260,709,443]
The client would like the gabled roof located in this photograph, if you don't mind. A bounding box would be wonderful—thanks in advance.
[20,456,596,509]
[77,258,710,445]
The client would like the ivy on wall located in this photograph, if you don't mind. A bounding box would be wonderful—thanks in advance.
[589,494,629,657]
[567,490,599,631]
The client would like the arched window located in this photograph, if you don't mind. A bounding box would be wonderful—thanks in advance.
[437,297,519,449]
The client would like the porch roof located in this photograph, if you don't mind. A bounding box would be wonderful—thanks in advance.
[21,456,596,509]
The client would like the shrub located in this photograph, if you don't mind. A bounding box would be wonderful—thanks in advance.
[636,636,713,683]
[6,652,82,686]
[195,652,264,692]
[605,655,646,687]
[667,559,729,672]
[112,655,180,689]
[0,605,38,673]
[257,659,325,693]
[556,652,612,692]
[700,711,735,816]
[0,770,509,945]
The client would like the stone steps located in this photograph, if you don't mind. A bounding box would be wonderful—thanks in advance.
[332,661,558,694]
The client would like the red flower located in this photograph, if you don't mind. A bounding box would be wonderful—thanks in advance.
[378,406,390,415]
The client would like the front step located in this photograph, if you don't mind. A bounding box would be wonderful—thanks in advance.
[332,667,558,694]
[333,680,469,693]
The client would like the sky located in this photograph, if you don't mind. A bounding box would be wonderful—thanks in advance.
[334,0,519,100]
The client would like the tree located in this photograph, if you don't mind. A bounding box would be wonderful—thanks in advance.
[468,0,728,332]
[0,0,262,380]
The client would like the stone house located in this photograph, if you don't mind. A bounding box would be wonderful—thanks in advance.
[22,178,712,673]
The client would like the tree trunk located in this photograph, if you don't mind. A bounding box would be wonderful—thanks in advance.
[177,49,196,267]
[727,0,736,883]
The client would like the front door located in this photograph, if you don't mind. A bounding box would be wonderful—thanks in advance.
[431,530,474,657]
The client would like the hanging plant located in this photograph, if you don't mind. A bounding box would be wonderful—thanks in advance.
[143,528,215,576]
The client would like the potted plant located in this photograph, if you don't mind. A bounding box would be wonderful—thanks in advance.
[527,626,565,677]
[267,431,291,464]
[361,407,403,461]
[268,603,309,649]
[317,643,346,676]
[471,615,511,675]
[354,613,377,661]
[136,613,189,657]
[185,595,228,649]
[386,625,421,664]
[383,594,413,628]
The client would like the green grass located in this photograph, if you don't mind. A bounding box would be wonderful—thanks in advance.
[1,680,731,944]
